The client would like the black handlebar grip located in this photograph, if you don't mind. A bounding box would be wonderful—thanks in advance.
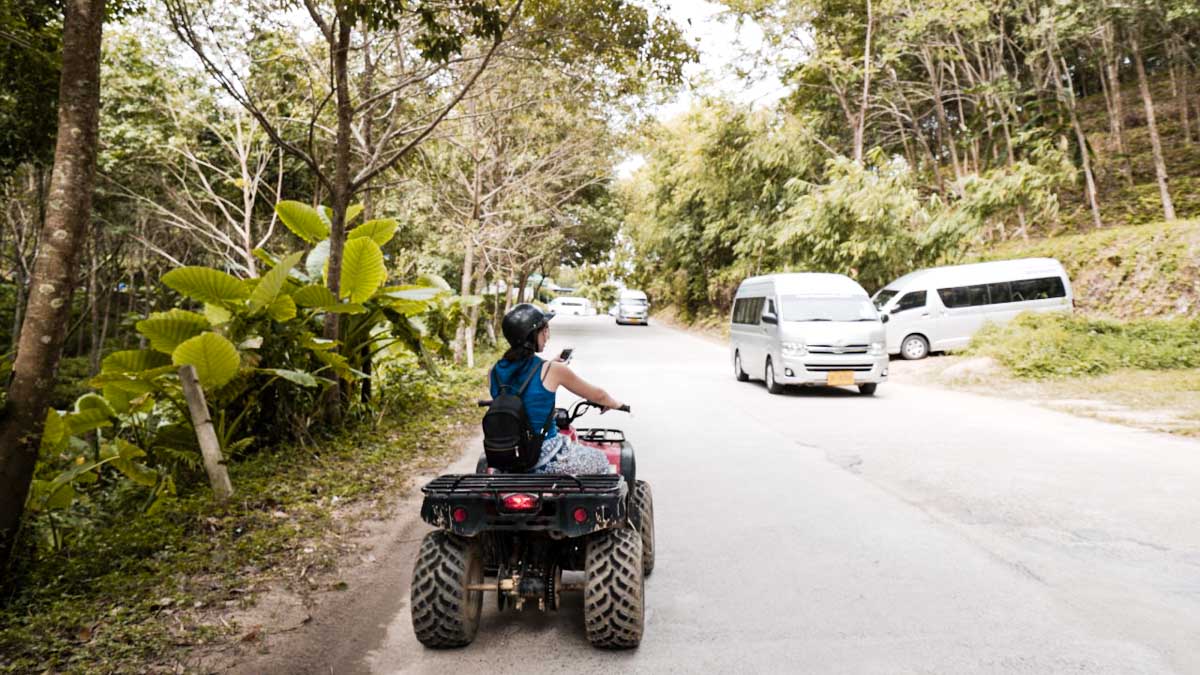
[477,399,492,407]
[618,404,631,413]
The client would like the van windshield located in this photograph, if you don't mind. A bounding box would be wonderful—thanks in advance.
[780,296,879,322]
[872,289,897,310]
[621,298,647,306]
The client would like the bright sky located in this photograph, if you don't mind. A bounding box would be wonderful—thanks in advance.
[615,0,790,177]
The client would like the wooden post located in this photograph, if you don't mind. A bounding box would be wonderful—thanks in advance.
[178,364,234,500]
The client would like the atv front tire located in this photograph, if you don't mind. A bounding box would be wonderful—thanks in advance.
[411,531,483,648]
[629,480,655,576]
[584,528,644,649]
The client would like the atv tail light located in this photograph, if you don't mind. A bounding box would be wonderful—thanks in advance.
[573,507,589,524]
[501,493,539,511]
[452,507,468,523]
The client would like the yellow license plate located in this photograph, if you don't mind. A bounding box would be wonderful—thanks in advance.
[826,371,855,386]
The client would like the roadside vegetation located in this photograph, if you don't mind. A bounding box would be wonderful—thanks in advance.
[0,359,486,672]
[968,313,1200,379]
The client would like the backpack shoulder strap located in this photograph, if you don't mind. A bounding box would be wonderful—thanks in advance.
[515,357,542,396]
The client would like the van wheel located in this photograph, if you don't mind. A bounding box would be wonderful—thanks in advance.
[765,359,784,395]
[901,335,929,360]
[858,383,877,396]
[733,352,749,382]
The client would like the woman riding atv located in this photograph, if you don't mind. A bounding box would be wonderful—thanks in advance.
[490,303,626,475]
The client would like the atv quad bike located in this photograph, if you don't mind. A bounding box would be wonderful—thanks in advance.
[411,400,654,649]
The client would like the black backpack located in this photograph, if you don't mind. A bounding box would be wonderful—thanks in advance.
[481,359,554,471]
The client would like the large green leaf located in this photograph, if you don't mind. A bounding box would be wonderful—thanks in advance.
[136,309,210,354]
[321,203,364,226]
[40,410,69,455]
[306,240,330,280]
[102,438,159,487]
[388,298,429,316]
[65,407,112,435]
[261,368,319,387]
[339,238,386,303]
[267,294,297,321]
[293,284,337,308]
[248,251,304,313]
[348,219,399,246]
[417,273,452,291]
[204,303,233,326]
[102,350,171,374]
[75,393,116,418]
[172,332,241,389]
[383,285,442,301]
[276,201,329,243]
[318,303,367,314]
[162,267,250,305]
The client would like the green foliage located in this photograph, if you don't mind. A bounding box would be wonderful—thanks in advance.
[171,332,241,389]
[0,360,485,672]
[779,153,978,292]
[275,200,330,243]
[969,313,1200,378]
[339,238,387,302]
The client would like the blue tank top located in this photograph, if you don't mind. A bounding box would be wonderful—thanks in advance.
[490,357,558,440]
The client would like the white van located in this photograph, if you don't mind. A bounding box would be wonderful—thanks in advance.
[615,289,650,325]
[873,258,1073,360]
[730,273,888,396]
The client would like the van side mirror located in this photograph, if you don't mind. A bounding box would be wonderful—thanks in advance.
[761,313,778,325]
[881,314,890,324]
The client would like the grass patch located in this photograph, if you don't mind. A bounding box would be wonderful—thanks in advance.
[0,358,492,674]
[968,312,1200,379]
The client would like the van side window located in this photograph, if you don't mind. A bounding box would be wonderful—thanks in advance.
[1011,277,1066,301]
[964,285,989,306]
[988,282,1012,304]
[937,287,966,308]
[894,291,926,312]
[732,297,765,324]
[766,299,777,317]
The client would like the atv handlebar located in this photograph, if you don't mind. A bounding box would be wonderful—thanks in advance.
[478,399,629,415]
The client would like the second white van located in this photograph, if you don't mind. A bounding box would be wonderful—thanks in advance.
[731,273,888,396]
[873,257,1073,359]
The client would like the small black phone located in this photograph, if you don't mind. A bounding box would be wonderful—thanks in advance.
[558,348,574,363]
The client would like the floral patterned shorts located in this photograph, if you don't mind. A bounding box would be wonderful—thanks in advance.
[532,434,611,475]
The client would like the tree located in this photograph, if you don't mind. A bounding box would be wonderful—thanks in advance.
[0,0,105,569]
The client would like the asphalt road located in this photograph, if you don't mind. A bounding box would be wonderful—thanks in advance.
[256,316,1200,674]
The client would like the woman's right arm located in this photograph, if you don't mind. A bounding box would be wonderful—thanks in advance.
[551,363,624,410]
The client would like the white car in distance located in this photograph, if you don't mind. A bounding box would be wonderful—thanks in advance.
[548,296,596,316]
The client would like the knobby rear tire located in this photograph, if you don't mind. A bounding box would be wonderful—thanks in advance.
[629,480,656,576]
[411,531,483,648]
[584,528,645,649]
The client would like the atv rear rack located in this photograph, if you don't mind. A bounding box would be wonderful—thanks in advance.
[420,473,626,537]
[423,473,622,495]
[575,428,626,444]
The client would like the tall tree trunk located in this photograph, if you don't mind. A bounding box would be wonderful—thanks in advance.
[1168,38,1192,146]
[87,236,100,373]
[322,16,354,422]
[852,0,873,164]
[1131,32,1176,221]
[454,232,476,363]
[1045,30,1103,229]
[0,0,105,569]
[1100,24,1133,186]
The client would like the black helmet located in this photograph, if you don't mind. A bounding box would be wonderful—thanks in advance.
[502,303,555,349]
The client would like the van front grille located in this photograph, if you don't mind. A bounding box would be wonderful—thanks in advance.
[804,363,875,372]
[806,344,869,354]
